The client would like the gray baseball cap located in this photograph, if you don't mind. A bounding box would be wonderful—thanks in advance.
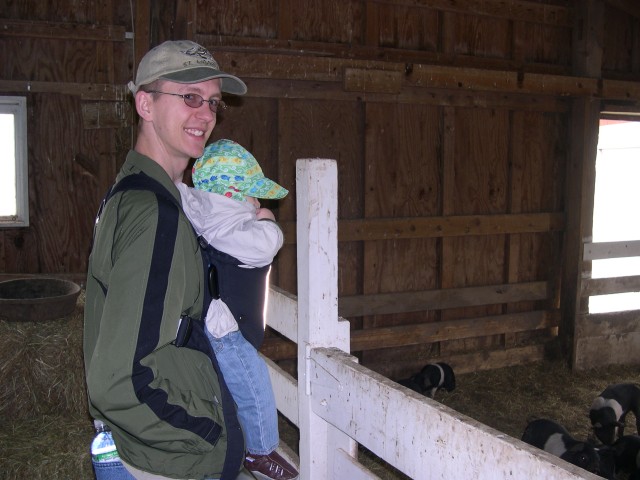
[127,40,247,95]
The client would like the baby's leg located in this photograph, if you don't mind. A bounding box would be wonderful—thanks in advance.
[209,330,279,454]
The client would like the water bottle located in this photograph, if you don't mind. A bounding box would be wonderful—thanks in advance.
[91,420,119,464]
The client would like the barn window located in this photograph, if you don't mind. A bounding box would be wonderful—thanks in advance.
[589,119,640,313]
[0,96,28,227]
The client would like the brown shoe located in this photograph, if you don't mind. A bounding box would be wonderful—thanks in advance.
[244,451,299,480]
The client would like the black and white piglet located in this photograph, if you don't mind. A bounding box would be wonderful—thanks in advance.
[611,434,640,475]
[398,362,456,398]
[590,383,640,445]
[521,418,609,477]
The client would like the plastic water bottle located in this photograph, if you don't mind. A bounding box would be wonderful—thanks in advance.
[91,420,119,464]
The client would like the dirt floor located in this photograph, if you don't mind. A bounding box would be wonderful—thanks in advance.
[278,360,640,479]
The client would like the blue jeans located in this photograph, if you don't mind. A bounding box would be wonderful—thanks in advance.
[92,459,136,480]
[208,329,279,455]
[93,458,235,479]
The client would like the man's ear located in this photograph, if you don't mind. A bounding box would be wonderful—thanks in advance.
[136,91,153,120]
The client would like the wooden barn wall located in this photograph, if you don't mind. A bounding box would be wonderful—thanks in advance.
[1,0,639,377]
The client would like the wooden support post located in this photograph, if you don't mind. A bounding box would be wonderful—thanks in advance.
[563,0,604,369]
[296,159,355,479]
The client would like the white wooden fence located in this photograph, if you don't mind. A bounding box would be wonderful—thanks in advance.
[264,159,601,480]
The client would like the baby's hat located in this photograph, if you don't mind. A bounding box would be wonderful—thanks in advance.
[192,139,288,201]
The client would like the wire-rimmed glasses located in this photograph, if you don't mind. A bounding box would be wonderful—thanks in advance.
[146,90,227,113]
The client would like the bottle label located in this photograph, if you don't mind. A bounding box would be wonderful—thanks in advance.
[92,450,120,463]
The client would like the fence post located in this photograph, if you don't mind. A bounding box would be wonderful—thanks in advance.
[296,159,355,479]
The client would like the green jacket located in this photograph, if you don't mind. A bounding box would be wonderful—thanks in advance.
[84,151,244,479]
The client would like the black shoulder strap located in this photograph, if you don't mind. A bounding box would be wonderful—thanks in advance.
[90,173,180,293]
[100,172,179,214]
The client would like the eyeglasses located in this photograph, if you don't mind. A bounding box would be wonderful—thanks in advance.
[146,90,227,113]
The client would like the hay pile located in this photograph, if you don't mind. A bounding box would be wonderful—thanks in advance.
[0,291,94,479]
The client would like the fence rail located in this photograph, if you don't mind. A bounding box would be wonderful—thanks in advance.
[263,158,600,479]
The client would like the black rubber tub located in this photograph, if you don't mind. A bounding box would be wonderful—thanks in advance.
[0,277,81,321]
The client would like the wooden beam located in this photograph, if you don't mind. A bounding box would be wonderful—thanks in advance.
[198,34,571,77]
[565,0,605,369]
[604,0,640,20]
[583,240,640,260]
[279,212,565,244]
[262,334,550,373]
[371,344,549,376]
[602,79,640,102]
[349,310,558,351]
[0,80,127,101]
[200,50,640,101]
[0,19,127,41]
[134,0,151,81]
[367,0,572,27]
[339,281,549,317]
[581,275,640,296]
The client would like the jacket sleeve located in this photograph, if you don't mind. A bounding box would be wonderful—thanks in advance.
[86,191,223,453]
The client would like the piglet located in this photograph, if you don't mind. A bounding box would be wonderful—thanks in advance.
[521,418,605,476]
[590,383,640,445]
[611,434,640,475]
[398,362,456,398]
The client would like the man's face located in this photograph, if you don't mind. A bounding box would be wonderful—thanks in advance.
[146,78,223,164]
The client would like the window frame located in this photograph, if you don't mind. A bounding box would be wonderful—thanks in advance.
[0,96,29,228]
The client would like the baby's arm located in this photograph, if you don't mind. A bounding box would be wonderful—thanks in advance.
[256,208,276,222]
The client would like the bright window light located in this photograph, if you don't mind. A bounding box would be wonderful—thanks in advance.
[0,97,28,227]
[589,120,640,313]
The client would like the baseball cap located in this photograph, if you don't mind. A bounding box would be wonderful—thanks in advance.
[192,139,288,202]
[128,40,247,95]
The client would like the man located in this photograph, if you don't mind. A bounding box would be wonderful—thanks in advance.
[84,40,250,480]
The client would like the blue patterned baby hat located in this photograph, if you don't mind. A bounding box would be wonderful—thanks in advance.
[192,139,288,201]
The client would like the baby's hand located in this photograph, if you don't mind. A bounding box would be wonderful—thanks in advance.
[256,208,276,221]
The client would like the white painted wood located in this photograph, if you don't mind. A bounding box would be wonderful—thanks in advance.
[266,285,298,342]
[309,347,602,480]
[263,354,298,425]
[583,240,640,260]
[334,448,381,480]
[295,159,356,480]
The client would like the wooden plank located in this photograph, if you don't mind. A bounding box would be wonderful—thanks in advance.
[0,80,127,101]
[134,0,151,80]
[199,35,571,77]
[310,347,596,479]
[604,0,640,20]
[366,0,572,27]
[576,310,640,338]
[334,449,381,480]
[241,78,571,113]
[174,0,197,39]
[350,310,557,350]
[201,51,620,99]
[572,0,604,78]
[602,79,640,101]
[81,101,133,129]
[278,0,294,39]
[280,212,564,244]
[343,68,403,94]
[583,240,640,260]
[0,19,127,41]
[364,1,380,47]
[339,281,549,317]
[582,275,640,296]
[369,343,549,378]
